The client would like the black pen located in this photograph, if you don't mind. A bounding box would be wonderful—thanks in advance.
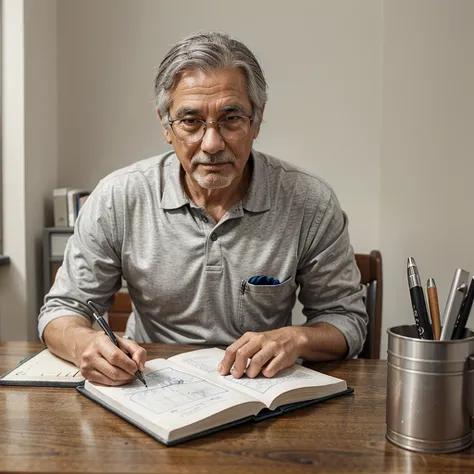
[407,257,433,339]
[452,276,474,340]
[87,300,147,387]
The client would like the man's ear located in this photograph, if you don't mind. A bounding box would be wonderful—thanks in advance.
[157,110,172,144]
[252,105,265,139]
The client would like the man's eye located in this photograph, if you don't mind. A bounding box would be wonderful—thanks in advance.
[181,119,199,125]
[222,116,243,122]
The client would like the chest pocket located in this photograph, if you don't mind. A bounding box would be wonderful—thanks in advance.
[238,276,296,333]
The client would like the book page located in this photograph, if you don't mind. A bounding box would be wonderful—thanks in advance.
[85,358,263,442]
[1,349,84,382]
[170,348,347,409]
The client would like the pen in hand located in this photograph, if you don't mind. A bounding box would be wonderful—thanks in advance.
[87,300,147,387]
[427,278,441,340]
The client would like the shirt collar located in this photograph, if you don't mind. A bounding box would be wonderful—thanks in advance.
[160,150,271,212]
[160,154,189,210]
[242,150,271,213]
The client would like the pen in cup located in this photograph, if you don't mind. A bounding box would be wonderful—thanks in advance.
[451,276,474,340]
[407,257,433,340]
[439,269,470,341]
[427,278,441,340]
[87,300,147,387]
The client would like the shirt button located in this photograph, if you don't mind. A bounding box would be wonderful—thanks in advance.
[211,232,218,241]
[201,216,208,223]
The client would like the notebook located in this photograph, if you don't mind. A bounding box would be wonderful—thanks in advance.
[0,348,85,387]
[77,347,352,445]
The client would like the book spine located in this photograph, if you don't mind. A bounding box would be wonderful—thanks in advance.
[67,190,76,227]
[67,190,91,227]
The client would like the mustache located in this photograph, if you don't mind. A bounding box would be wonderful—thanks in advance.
[191,152,236,165]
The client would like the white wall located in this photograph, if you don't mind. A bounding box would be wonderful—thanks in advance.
[0,0,27,340]
[379,0,474,356]
[57,0,382,254]
[57,0,382,331]
[3,1,474,352]
[0,0,58,341]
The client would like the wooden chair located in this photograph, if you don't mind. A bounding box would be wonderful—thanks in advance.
[355,250,383,359]
[108,291,132,333]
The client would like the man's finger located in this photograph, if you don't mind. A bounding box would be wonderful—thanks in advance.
[262,353,293,378]
[245,343,277,378]
[230,338,263,378]
[99,339,139,376]
[84,368,131,386]
[118,338,147,371]
[218,333,252,375]
[93,355,137,383]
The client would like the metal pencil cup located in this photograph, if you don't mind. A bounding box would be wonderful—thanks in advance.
[386,325,474,453]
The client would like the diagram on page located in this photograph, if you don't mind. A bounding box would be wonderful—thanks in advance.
[122,367,227,415]
[176,355,220,374]
[225,366,312,393]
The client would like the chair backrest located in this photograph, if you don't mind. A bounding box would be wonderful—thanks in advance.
[355,250,383,359]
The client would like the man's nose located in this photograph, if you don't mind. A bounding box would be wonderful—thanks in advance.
[200,125,225,154]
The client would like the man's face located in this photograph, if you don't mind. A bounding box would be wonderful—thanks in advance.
[161,68,261,190]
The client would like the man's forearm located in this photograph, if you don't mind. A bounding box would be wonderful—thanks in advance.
[295,322,348,361]
[43,316,98,367]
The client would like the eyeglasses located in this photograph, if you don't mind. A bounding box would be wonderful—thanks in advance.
[168,116,254,143]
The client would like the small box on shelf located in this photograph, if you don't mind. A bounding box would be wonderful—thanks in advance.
[52,188,91,229]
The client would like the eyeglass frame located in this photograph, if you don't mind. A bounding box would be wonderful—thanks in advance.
[167,115,254,143]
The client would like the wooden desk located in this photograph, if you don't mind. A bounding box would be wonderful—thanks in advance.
[1,342,473,473]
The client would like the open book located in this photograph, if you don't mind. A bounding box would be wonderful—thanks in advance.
[0,348,85,387]
[77,347,351,445]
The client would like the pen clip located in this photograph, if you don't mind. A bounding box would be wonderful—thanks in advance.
[86,300,103,320]
[86,300,119,346]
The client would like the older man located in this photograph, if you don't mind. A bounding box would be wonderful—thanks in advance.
[39,32,367,386]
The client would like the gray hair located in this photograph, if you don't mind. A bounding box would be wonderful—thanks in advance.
[154,31,268,127]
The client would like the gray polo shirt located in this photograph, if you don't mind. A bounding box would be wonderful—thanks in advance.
[38,150,367,358]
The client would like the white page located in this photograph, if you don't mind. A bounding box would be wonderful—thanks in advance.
[170,348,347,408]
[85,357,263,438]
[2,349,84,382]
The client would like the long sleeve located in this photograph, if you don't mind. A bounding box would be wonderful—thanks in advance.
[296,190,368,359]
[38,180,124,341]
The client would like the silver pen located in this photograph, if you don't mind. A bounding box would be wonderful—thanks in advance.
[439,269,470,341]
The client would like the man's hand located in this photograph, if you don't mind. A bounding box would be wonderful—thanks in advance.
[43,316,147,386]
[217,327,305,379]
[217,323,348,379]
[78,333,147,386]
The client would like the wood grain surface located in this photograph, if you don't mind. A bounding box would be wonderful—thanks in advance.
[0,342,473,473]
